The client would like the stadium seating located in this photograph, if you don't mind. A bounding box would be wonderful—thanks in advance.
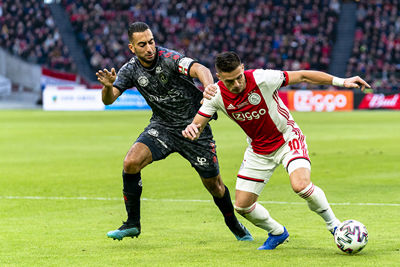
[347,2,400,93]
[62,0,339,89]
[4,1,397,92]
[0,0,74,72]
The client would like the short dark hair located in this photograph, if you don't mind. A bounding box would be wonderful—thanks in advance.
[215,51,242,73]
[128,22,150,43]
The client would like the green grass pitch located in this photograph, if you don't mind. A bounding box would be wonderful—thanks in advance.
[0,110,399,266]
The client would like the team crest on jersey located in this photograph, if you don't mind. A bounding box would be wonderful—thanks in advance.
[138,76,149,87]
[159,73,168,84]
[248,93,261,105]
[156,66,163,74]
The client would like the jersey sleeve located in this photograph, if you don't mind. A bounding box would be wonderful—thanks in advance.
[253,69,289,93]
[113,62,135,93]
[197,85,221,118]
[158,48,198,77]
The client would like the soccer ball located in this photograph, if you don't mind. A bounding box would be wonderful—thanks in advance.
[334,220,368,254]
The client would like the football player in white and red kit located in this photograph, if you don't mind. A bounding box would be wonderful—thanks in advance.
[182,51,370,250]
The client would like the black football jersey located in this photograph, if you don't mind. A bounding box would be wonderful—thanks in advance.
[113,46,205,128]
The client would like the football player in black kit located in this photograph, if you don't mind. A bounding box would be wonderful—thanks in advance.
[96,22,252,241]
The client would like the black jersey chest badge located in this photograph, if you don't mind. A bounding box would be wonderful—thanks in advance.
[138,76,149,87]
[156,66,168,84]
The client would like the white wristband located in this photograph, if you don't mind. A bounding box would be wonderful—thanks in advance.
[332,77,345,87]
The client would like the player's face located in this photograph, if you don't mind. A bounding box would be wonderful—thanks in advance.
[217,64,246,94]
[129,29,156,67]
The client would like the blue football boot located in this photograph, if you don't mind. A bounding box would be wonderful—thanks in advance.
[107,222,141,241]
[257,227,289,250]
[330,226,338,236]
[233,222,254,241]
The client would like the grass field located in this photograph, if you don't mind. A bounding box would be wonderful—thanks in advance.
[0,110,399,266]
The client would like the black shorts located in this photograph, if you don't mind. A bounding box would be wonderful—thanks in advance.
[136,122,219,178]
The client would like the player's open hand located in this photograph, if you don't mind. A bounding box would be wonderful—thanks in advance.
[203,84,218,100]
[182,123,202,141]
[96,68,116,88]
[343,76,371,91]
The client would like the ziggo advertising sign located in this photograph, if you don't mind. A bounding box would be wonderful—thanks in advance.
[287,90,353,112]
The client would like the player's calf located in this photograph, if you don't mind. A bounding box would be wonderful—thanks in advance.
[297,183,341,233]
[235,202,284,235]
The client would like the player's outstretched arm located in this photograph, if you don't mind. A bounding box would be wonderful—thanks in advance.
[96,68,121,105]
[286,70,371,91]
[182,114,210,141]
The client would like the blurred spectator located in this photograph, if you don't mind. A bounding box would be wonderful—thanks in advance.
[63,0,339,89]
[0,0,74,72]
[347,1,400,93]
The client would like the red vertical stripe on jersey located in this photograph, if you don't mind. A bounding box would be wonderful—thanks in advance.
[218,70,285,154]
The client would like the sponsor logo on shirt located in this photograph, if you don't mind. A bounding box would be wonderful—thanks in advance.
[232,109,267,121]
[148,89,183,103]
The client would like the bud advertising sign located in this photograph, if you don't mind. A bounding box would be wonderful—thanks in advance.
[288,90,353,112]
[358,94,400,110]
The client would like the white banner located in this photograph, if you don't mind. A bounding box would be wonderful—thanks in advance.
[43,88,104,111]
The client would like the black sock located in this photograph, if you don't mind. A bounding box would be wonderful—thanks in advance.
[122,171,142,228]
[213,185,246,237]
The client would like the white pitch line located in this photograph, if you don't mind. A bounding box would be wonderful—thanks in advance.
[0,195,399,207]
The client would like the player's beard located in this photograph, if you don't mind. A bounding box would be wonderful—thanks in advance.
[141,53,155,64]
[231,85,245,94]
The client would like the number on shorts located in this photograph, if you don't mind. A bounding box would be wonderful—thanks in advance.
[288,139,300,151]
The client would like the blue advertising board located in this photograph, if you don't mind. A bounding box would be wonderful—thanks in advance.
[105,89,150,110]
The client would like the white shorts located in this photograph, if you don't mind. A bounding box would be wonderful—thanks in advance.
[236,135,311,195]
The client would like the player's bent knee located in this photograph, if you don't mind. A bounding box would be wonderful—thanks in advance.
[234,203,255,215]
[288,161,311,193]
[123,158,142,174]
[291,179,311,193]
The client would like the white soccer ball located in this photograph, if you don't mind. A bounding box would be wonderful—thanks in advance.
[334,220,368,254]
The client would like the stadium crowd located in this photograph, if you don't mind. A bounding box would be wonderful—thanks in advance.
[62,0,339,89]
[2,0,397,92]
[0,0,74,72]
[347,1,400,93]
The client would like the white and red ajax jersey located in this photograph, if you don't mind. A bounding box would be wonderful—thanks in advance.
[199,69,305,155]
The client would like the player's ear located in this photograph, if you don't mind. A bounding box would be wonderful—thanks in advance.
[128,43,135,54]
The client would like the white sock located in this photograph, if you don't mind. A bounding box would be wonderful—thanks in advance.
[235,202,284,235]
[298,183,340,231]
